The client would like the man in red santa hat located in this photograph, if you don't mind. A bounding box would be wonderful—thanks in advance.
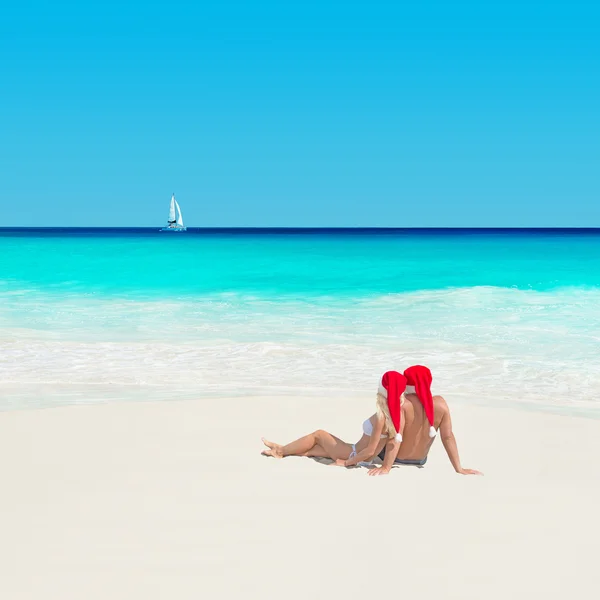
[374,364,481,475]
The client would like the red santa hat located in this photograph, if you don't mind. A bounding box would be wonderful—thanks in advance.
[403,365,436,438]
[378,371,408,443]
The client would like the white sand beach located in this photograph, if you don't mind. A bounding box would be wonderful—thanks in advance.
[1,395,598,599]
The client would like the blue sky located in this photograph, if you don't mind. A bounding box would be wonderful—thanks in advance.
[1,1,599,227]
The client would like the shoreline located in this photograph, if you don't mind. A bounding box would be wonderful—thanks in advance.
[1,395,598,599]
[2,384,600,421]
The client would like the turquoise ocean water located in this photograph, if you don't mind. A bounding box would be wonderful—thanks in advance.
[1,229,599,414]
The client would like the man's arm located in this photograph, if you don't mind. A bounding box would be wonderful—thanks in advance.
[439,405,482,476]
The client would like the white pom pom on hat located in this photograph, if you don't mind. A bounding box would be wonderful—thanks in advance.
[395,433,403,443]
[429,426,436,438]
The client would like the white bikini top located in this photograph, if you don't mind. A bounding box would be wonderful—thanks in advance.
[363,418,388,439]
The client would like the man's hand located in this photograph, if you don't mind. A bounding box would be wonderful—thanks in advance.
[457,468,483,475]
[332,458,347,467]
[368,466,391,476]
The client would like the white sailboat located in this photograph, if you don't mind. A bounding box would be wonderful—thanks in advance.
[160,193,187,232]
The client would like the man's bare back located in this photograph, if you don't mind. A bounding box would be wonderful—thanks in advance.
[386,394,482,475]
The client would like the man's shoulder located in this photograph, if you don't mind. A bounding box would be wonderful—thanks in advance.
[433,395,450,413]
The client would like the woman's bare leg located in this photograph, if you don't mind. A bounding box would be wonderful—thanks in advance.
[262,430,353,460]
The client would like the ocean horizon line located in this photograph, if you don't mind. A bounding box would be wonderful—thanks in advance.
[2,226,600,235]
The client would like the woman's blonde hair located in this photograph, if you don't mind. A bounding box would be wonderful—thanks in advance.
[376,392,405,438]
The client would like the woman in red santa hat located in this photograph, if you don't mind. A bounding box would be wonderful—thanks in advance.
[261,367,481,476]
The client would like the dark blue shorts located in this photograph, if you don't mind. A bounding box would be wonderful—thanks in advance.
[377,450,427,467]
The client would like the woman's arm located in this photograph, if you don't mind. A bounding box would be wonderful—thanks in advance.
[439,408,482,475]
[368,438,401,476]
[368,417,405,476]
[342,415,385,467]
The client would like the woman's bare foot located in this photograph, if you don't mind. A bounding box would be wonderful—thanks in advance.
[261,437,283,458]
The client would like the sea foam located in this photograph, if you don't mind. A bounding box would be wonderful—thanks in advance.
[1,286,599,415]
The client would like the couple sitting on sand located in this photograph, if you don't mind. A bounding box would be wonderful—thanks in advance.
[262,365,482,476]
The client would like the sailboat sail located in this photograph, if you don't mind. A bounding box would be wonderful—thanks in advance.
[168,195,177,223]
[161,192,187,231]
[175,200,184,227]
